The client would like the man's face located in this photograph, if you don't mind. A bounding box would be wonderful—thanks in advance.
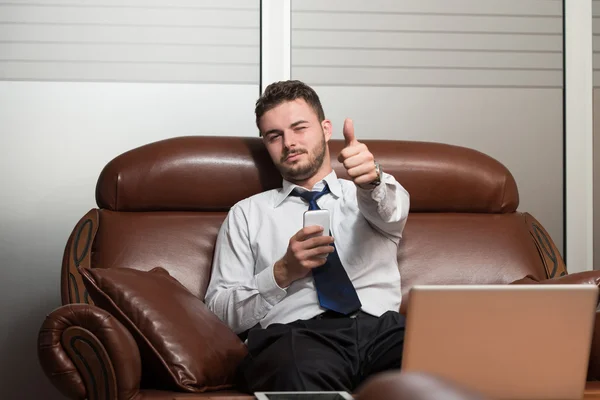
[259,99,332,182]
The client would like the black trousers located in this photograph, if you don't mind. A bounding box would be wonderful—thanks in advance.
[235,310,406,393]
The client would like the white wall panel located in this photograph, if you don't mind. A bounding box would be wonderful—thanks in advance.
[293,0,562,16]
[0,1,259,83]
[593,0,600,87]
[591,0,600,270]
[294,31,560,52]
[294,13,561,34]
[294,67,560,88]
[1,0,252,7]
[292,0,561,88]
[0,25,257,45]
[294,49,561,70]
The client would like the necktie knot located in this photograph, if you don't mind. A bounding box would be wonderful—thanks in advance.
[290,185,330,210]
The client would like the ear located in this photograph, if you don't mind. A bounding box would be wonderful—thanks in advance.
[322,119,333,142]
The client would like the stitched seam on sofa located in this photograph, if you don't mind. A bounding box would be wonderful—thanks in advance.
[532,223,560,278]
[69,273,81,303]
[70,335,109,400]
[73,219,93,268]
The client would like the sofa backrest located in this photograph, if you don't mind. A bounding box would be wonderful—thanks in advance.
[61,136,565,308]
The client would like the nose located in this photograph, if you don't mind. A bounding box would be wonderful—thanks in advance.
[282,130,296,150]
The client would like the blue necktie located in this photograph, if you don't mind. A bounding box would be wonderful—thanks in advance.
[290,186,362,315]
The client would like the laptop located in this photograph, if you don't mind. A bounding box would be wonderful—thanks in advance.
[401,284,598,400]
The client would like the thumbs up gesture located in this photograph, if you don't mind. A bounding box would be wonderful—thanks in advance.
[338,118,379,189]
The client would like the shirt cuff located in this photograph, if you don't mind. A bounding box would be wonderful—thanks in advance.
[256,265,287,306]
[370,177,388,202]
[356,172,389,202]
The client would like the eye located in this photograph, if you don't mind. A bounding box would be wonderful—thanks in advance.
[267,133,281,143]
[295,126,307,131]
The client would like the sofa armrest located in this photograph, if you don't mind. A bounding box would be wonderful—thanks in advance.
[511,271,600,287]
[38,303,141,400]
[523,212,567,278]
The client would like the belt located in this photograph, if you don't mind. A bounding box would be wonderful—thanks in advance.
[312,309,364,320]
[238,310,368,341]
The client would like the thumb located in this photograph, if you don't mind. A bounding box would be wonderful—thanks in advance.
[343,118,357,147]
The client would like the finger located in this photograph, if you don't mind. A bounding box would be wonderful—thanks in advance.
[295,225,324,241]
[347,163,376,179]
[300,257,329,269]
[300,245,335,260]
[302,235,335,249]
[338,145,362,164]
[343,118,357,147]
[353,172,379,186]
[343,151,373,170]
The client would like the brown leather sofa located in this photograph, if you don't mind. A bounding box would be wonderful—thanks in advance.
[37,136,600,400]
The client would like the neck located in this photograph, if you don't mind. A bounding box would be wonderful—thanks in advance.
[291,165,333,190]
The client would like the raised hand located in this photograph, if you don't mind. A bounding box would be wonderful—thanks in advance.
[338,118,379,189]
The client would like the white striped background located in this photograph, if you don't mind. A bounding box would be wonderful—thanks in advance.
[0,0,260,83]
[292,0,563,88]
[593,0,600,86]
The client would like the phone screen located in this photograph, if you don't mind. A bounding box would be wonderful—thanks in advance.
[261,395,348,400]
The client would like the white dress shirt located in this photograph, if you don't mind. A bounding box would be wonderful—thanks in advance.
[205,170,410,334]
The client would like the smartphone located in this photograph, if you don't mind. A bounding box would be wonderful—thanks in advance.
[303,209,331,237]
[254,392,354,400]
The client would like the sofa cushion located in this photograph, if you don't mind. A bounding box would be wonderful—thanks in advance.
[79,266,248,392]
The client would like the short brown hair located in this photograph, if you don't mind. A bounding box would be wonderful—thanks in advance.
[255,80,325,132]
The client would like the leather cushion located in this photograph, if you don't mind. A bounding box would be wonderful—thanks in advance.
[79,266,248,392]
[96,136,518,213]
[92,210,225,299]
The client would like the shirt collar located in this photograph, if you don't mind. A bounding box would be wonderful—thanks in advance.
[273,170,342,208]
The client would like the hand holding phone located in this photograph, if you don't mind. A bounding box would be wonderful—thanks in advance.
[273,210,334,288]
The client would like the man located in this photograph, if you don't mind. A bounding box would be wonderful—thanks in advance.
[205,80,410,393]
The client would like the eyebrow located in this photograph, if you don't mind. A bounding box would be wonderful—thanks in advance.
[290,120,309,128]
[264,120,309,136]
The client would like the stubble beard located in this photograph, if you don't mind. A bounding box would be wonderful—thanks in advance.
[277,134,327,183]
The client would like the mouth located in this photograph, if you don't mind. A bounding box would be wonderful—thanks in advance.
[284,152,305,162]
